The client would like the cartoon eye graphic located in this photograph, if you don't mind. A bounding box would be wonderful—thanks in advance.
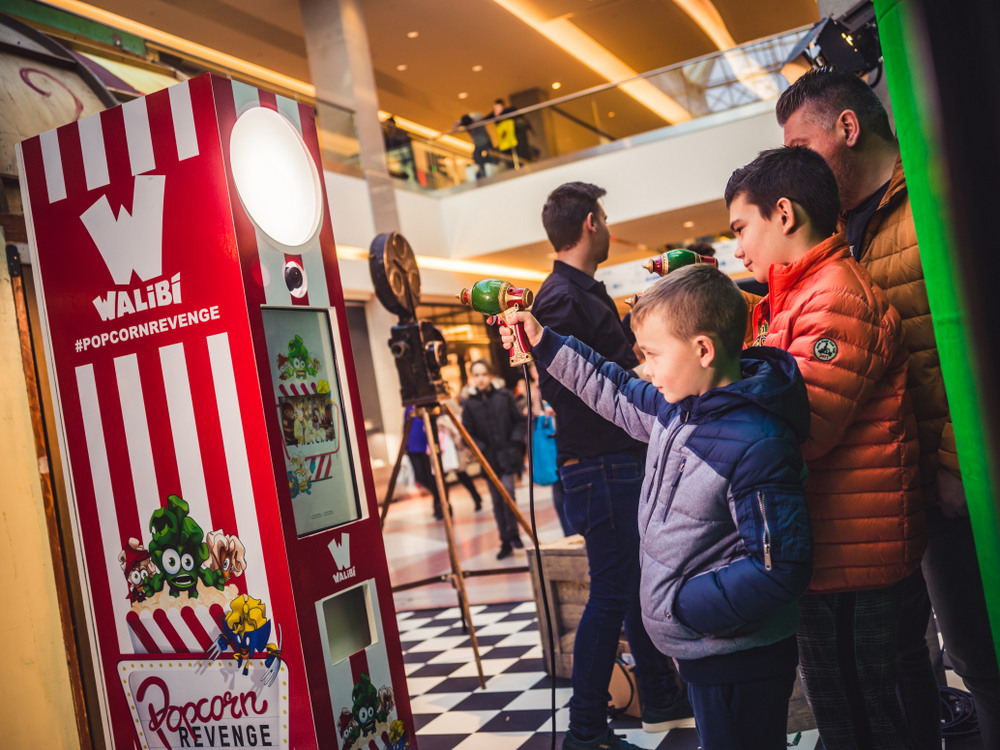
[129,570,142,585]
[223,558,231,571]
[140,570,148,580]
[162,549,181,575]
[359,707,371,722]
[181,553,195,571]
[284,259,307,298]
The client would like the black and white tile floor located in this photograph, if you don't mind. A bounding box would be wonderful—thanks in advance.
[397,601,822,750]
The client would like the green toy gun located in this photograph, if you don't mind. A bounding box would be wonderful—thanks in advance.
[642,248,718,277]
[457,279,534,366]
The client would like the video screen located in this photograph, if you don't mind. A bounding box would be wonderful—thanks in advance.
[261,308,362,536]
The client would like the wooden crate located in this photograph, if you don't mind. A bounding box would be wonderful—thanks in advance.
[525,534,589,679]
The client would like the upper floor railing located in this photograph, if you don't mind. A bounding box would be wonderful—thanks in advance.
[323,25,810,192]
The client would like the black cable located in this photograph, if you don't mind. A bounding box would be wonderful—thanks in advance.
[607,658,636,720]
[933,646,980,738]
[523,369,558,750]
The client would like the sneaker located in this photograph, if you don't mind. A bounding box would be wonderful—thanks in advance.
[562,728,641,750]
[641,693,695,732]
[496,543,514,560]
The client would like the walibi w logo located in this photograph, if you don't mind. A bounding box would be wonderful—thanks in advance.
[328,534,357,583]
[82,175,183,321]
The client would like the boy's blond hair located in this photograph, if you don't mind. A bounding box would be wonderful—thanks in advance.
[630,265,747,358]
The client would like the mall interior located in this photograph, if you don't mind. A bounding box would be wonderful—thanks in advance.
[2,0,1000,749]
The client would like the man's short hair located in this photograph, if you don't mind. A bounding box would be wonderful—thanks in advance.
[724,146,841,239]
[776,67,895,144]
[542,182,606,252]
[631,265,747,359]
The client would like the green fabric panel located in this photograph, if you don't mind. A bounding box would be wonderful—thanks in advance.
[2,0,147,56]
[875,0,1000,652]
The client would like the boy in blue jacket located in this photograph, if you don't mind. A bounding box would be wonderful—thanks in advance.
[501,264,813,750]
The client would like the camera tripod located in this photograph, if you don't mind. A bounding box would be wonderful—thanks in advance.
[379,396,536,688]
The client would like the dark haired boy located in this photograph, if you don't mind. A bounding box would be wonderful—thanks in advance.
[504,265,813,750]
[726,146,923,749]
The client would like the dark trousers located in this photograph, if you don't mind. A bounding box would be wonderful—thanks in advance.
[896,568,942,750]
[560,453,680,739]
[922,505,1000,748]
[687,670,796,750]
[408,451,442,515]
[798,582,910,749]
[449,470,483,509]
[486,473,519,545]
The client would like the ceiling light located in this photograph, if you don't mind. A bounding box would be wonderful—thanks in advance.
[608,111,616,118]
[396,64,407,72]
[406,31,419,38]
[458,92,469,99]
[472,64,483,72]
[683,220,695,228]
[491,0,692,123]
[551,81,561,90]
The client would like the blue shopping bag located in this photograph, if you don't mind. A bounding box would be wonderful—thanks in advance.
[531,415,559,486]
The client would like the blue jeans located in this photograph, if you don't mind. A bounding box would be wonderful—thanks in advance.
[560,453,680,739]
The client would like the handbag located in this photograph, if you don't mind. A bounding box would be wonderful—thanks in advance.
[531,415,559,486]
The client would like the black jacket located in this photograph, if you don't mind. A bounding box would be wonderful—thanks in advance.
[462,386,526,475]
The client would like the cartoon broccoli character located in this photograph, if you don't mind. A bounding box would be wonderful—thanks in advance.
[144,494,225,598]
[346,674,388,745]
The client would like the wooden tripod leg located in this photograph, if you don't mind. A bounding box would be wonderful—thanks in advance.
[421,407,486,689]
[379,409,413,527]
[440,401,537,544]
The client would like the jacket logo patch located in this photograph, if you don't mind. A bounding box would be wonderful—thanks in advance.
[814,338,838,361]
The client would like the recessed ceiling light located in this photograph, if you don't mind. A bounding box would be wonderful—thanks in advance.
[683,220,695,228]
[551,81,562,90]
[406,31,419,38]
[608,111,616,118]
[458,92,469,99]
[396,64,407,72]
[472,64,483,72]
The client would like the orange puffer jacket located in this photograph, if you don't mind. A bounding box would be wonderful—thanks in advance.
[752,234,925,592]
[852,157,957,502]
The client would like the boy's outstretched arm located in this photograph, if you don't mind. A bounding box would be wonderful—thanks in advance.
[674,436,812,633]
[500,311,667,443]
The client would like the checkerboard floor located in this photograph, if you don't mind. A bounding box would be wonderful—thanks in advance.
[398,601,821,750]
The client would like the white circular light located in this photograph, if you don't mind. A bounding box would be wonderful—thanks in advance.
[229,107,322,249]
[396,63,408,71]
[407,30,419,38]
[458,91,469,99]
[551,81,562,90]
[472,64,483,72]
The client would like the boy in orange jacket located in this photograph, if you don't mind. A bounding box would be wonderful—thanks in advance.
[726,146,924,749]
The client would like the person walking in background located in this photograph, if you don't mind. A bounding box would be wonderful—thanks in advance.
[437,403,484,512]
[458,113,496,179]
[405,405,446,520]
[777,67,1000,750]
[461,359,525,559]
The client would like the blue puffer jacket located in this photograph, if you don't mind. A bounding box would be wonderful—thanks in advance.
[534,330,813,660]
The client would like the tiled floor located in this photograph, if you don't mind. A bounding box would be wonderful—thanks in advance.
[382,479,984,750]
[397,600,822,750]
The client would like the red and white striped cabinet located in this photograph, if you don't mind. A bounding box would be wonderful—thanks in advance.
[16,73,414,750]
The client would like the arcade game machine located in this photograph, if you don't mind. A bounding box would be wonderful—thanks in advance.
[15,73,414,750]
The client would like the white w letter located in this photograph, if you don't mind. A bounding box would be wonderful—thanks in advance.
[328,534,351,571]
[81,175,166,285]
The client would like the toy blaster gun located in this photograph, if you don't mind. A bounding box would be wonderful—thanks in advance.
[458,279,534,366]
[643,248,718,277]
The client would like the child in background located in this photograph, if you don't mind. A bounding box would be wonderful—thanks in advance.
[500,265,813,750]
[726,146,923,749]
[461,359,525,559]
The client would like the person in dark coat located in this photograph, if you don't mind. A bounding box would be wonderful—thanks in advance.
[461,359,525,558]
